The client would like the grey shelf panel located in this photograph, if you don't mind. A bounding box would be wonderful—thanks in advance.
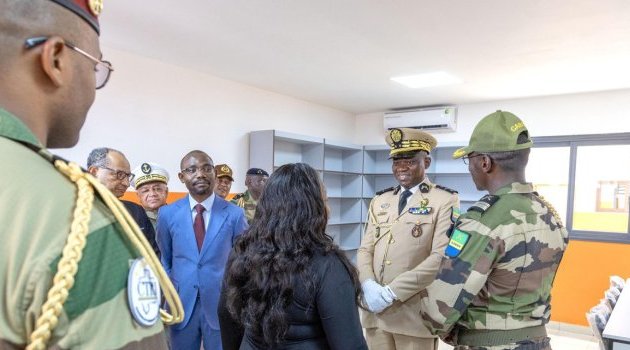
[274,130,323,144]
[324,173,363,198]
[323,170,363,175]
[327,198,363,225]
[363,148,392,174]
[327,224,362,252]
[273,140,324,169]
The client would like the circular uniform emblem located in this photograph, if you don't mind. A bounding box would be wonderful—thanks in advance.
[221,165,229,172]
[127,258,161,327]
[390,128,403,143]
[88,0,103,16]
[141,163,152,174]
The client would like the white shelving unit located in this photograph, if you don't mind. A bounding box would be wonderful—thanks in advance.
[249,130,324,174]
[249,131,365,263]
[324,140,364,263]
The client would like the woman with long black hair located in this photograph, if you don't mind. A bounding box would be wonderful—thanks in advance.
[219,163,367,350]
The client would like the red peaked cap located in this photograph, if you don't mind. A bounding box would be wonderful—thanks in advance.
[49,0,101,34]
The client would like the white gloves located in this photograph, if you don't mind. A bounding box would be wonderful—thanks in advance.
[362,279,398,313]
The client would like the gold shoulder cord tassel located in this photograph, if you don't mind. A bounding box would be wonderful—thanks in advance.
[27,161,183,350]
[538,195,565,227]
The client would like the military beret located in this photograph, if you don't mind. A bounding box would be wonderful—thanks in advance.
[215,164,234,181]
[247,168,269,176]
[131,162,169,189]
[452,110,533,159]
[49,0,102,34]
[385,128,437,158]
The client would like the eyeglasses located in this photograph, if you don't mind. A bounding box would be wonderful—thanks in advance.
[24,37,114,89]
[462,154,486,165]
[99,166,134,181]
[392,158,419,167]
[181,165,215,175]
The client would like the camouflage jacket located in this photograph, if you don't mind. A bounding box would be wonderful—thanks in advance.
[419,182,569,344]
[231,190,257,224]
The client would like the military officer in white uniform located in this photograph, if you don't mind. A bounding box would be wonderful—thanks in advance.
[357,128,460,350]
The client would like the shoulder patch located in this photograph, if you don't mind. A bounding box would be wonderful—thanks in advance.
[435,184,458,194]
[445,229,470,258]
[467,194,499,214]
[376,186,396,196]
[451,207,460,223]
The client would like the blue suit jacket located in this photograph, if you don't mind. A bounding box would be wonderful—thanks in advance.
[157,195,248,331]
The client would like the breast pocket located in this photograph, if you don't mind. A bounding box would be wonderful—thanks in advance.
[403,214,434,245]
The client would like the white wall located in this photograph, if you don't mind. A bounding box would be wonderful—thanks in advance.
[53,48,630,194]
[53,47,354,192]
[354,89,630,146]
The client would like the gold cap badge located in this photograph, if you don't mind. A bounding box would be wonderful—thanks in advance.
[88,0,103,16]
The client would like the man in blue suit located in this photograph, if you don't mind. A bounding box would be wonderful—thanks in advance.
[158,150,248,350]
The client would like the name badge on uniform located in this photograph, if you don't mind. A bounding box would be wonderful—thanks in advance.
[409,207,432,215]
[127,258,161,327]
[445,229,471,258]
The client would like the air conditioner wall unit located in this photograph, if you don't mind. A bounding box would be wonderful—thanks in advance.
[383,106,457,133]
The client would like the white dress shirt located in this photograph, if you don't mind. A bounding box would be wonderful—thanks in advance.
[188,193,215,230]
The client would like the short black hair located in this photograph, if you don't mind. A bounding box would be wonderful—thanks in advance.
[487,148,530,172]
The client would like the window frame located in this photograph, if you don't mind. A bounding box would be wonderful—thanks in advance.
[532,133,630,244]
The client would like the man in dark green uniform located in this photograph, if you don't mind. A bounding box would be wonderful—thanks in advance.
[419,111,569,350]
[231,168,269,224]
[0,1,173,348]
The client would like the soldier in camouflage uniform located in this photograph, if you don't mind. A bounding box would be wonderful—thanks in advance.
[0,0,174,348]
[357,128,460,350]
[231,168,269,224]
[419,111,569,350]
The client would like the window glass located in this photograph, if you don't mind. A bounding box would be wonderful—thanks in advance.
[527,147,570,225]
[573,145,630,233]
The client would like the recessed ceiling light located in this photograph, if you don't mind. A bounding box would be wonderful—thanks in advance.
[391,71,462,89]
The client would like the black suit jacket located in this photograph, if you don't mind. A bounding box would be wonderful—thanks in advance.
[122,200,160,257]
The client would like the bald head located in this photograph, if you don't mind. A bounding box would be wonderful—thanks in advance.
[0,0,101,148]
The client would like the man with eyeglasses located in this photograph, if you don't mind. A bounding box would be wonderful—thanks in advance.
[157,150,248,350]
[87,147,158,256]
[357,128,460,350]
[132,162,170,232]
[0,0,169,349]
[419,111,568,350]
